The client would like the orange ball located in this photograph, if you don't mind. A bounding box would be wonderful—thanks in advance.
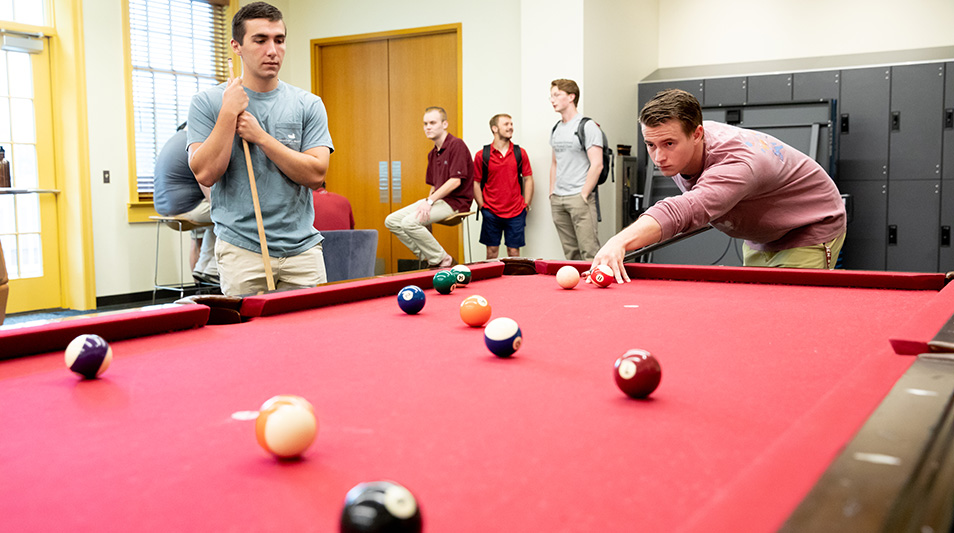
[460,295,492,327]
[255,395,318,459]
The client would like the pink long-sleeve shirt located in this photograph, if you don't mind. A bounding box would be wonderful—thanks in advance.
[643,121,846,252]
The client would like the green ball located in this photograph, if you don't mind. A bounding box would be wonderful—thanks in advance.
[450,264,472,286]
[432,270,458,295]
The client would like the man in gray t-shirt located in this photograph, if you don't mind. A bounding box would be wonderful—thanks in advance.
[187,2,333,296]
[548,78,603,261]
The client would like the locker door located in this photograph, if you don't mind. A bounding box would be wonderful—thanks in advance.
[747,74,792,104]
[887,179,940,272]
[940,181,954,271]
[839,68,889,182]
[793,70,840,103]
[889,64,944,181]
[838,180,887,270]
[704,77,746,107]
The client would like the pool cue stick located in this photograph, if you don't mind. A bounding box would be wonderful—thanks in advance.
[622,225,713,263]
[229,58,275,291]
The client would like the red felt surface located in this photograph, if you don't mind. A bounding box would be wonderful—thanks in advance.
[0,270,940,532]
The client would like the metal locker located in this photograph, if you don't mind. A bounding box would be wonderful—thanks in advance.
[940,181,954,271]
[887,179,940,272]
[839,67,890,182]
[747,74,793,104]
[703,77,747,107]
[889,64,944,181]
[793,71,840,102]
[838,180,887,270]
[638,80,704,114]
[944,62,954,183]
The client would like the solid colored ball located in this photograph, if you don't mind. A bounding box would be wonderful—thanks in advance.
[340,480,422,533]
[450,265,472,286]
[459,295,492,327]
[397,285,426,315]
[255,395,318,459]
[64,334,113,379]
[432,270,457,295]
[613,349,662,398]
[483,317,522,358]
[589,265,614,288]
[556,265,581,289]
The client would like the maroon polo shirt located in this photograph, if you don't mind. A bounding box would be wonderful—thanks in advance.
[426,133,474,213]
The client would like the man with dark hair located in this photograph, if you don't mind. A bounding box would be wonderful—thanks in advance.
[187,1,333,296]
[590,88,847,283]
[153,122,218,284]
[385,106,474,269]
[549,78,603,261]
[473,113,533,259]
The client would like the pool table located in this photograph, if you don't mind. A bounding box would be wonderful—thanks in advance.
[2,260,954,532]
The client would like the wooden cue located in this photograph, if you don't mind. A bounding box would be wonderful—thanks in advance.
[229,58,275,290]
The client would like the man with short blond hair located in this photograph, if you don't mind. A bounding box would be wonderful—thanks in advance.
[473,113,533,259]
[385,106,474,268]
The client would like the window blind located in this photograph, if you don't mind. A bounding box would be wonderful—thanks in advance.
[129,0,228,200]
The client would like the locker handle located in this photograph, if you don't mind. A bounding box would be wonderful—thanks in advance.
[888,225,898,245]
[942,226,951,247]
[840,114,849,134]
[945,109,954,129]
[891,111,900,131]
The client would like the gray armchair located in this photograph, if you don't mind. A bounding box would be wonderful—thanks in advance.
[320,229,378,283]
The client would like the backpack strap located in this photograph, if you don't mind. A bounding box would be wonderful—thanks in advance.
[576,117,591,150]
[513,143,524,196]
[480,145,491,190]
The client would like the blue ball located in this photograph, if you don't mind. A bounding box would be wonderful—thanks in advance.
[397,285,426,315]
[65,334,113,379]
[483,317,522,358]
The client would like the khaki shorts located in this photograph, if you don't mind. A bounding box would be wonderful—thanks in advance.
[742,232,846,269]
[214,239,326,296]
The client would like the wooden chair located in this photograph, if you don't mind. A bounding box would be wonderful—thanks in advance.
[149,215,217,303]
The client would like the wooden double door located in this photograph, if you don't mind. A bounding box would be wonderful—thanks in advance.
[313,26,462,274]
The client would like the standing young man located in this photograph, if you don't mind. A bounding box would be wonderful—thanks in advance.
[590,89,847,283]
[549,78,603,261]
[187,2,333,296]
[473,114,534,259]
[385,106,474,269]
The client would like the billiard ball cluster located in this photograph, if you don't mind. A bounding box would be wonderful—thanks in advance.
[555,264,617,290]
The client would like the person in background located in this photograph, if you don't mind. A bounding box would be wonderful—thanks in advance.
[153,122,218,285]
[473,113,533,259]
[384,106,474,269]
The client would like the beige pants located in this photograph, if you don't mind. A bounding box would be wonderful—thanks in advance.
[550,192,600,261]
[742,232,846,269]
[214,239,326,296]
[384,199,455,266]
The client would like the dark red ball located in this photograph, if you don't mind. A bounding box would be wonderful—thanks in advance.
[613,349,661,398]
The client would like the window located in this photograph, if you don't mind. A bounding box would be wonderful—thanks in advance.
[127,0,229,201]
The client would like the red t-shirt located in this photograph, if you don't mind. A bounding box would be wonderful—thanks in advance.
[473,142,533,219]
[426,133,474,213]
[312,189,355,231]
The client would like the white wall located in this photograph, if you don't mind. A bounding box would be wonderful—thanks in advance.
[658,0,954,68]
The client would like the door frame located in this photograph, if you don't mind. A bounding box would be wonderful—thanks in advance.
[311,24,463,132]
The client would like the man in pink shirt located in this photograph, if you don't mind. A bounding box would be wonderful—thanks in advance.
[592,89,846,283]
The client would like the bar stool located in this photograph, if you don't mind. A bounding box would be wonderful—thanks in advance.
[424,210,476,268]
[150,215,217,303]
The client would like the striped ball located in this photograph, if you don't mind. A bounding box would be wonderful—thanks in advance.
[64,334,113,379]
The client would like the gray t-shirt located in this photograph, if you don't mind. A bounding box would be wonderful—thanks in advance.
[550,113,602,196]
[187,81,333,257]
[153,129,203,216]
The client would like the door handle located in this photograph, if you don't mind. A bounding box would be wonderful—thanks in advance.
[379,161,388,203]
[887,225,898,245]
[391,161,401,204]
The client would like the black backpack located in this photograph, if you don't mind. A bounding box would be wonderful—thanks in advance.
[480,143,524,195]
[551,117,613,186]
